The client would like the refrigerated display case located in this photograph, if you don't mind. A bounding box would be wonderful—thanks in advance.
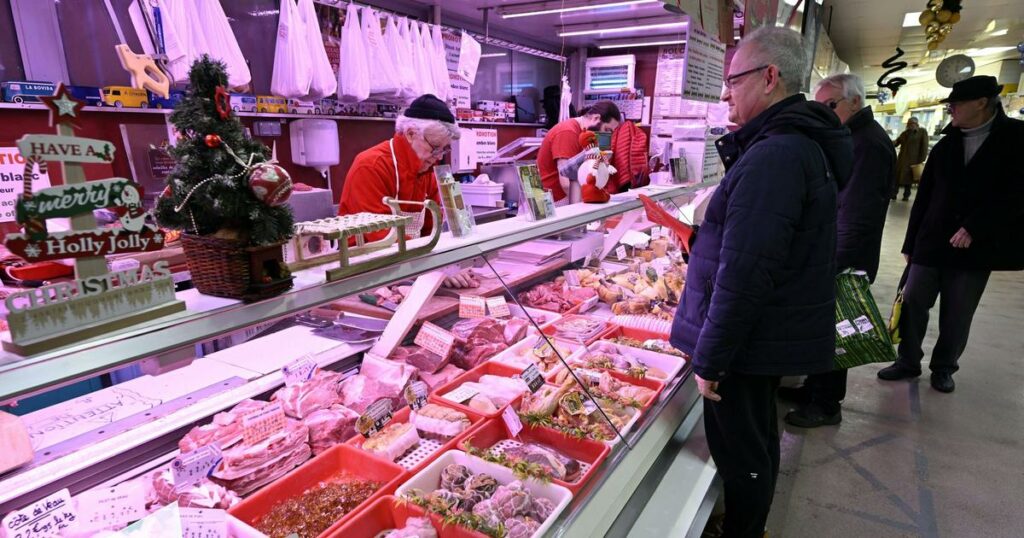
[0,181,720,537]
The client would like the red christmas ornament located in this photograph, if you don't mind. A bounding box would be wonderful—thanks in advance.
[248,163,293,206]
[205,134,222,148]
[214,85,231,120]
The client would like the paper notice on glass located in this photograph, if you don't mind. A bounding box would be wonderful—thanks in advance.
[681,24,727,103]
[179,507,227,538]
[76,481,147,532]
[654,45,687,97]
[2,489,78,538]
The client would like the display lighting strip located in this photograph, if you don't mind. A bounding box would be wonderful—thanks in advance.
[500,0,658,19]
[559,18,688,37]
[598,37,687,49]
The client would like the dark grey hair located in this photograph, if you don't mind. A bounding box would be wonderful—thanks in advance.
[815,73,866,106]
[737,27,808,95]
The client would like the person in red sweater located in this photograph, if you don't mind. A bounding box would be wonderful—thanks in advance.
[537,101,621,203]
[338,94,474,287]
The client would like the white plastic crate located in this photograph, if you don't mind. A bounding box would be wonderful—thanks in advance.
[461,183,505,208]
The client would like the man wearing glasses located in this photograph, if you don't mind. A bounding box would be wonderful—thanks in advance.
[669,27,852,537]
[878,76,1024,392]
[339,94,475,288]
[781,74,896,428]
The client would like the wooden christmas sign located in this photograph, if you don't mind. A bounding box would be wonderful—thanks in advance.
[1,84,184,356]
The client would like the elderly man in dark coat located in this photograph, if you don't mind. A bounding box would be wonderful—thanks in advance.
[879,76,1024,393]
[893,116,929,200]
[781,73,896,427]
[669,27,852,537]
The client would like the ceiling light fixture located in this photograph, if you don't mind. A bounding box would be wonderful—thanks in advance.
[559,20,688,37]
[501,0,658,19]
[598,38,687,49]
[479,53,508,58]
[902,12,921,27]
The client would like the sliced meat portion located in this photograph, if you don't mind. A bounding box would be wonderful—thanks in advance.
[179,399,267,453]
[304,405,359,455]
[391,345,449,374]
[271,370,342,419]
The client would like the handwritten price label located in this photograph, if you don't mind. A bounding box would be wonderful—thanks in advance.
[459,295,486,318]
[76,481,147,531]
[502,406,523,438]
[2,488,78,538]
[616,245,628,260]
[520,364,545,393]
[242,403,286,446]
[282,356,317,386]
[172,444,223,493]
[414,321,455,359]
[356,398,394,438]
[442,385,480,404]
[179,507,227,538]
[486,296,511,318]
[404,381,429,411]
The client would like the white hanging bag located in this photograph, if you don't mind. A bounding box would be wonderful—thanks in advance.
[193,0,251,90]
[270,0,312,98]
[362,8,401,98]
[297,0,336,100]
[385,16,417,102]
[429,24,450,101]
[337,2,370,102]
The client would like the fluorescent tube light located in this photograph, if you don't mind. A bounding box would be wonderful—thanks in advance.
[502,0,658,19]
[559,21,688,37]
[480,53,508,58]
[598,39,686,49]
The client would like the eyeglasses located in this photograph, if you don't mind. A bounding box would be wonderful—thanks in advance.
[825,97,847,110]
[724,65,770,89]
[423,135,451,157]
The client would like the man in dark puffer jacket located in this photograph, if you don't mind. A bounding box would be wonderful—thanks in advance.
[669,27,852,537]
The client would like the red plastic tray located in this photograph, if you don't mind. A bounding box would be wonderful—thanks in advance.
[546,368,665,414]
[601,325,672,341]
[346,404,485,478]
[325,495,486,538]
[229,443,405,538]
[428,361,526,419]
[542,315,617,345]
[460,418,610,495]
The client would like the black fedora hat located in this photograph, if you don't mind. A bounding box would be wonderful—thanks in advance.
[940,75,1003,103]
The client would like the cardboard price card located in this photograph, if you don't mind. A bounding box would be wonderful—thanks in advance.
[459,295,486,318]
[404,381,429,410]
[616,245,628,260]
[282,355,317,386]
[501,405,523,438]
[242,403,286,446]
[76,481,147,532]
[414,321,455,359]
[520,364,545,393]
[357,398,394,437]
[179,507,227,538]
[2,488,78,538]
[172,444,223,493]
[486,296,511,318]
[441,385,479,404]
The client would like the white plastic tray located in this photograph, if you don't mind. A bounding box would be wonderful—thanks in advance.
[395,450,573,538]
[489,336,581,376]
[582,341,686,382]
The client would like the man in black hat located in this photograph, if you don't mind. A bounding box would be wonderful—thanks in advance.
[878,76,1024,393]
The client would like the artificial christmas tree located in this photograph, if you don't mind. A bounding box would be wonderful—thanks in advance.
[156,57,295,301]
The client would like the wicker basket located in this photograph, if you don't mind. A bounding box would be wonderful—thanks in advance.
[180,233,293,302]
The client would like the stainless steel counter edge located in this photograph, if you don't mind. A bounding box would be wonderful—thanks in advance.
[0,183,715,402]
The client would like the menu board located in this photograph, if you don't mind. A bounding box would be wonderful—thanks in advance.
[653,45,686,97]
[681,25,726,103]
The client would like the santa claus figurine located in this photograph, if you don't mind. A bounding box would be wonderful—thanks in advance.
[577,131,616,204]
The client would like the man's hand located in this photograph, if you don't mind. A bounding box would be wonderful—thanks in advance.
[950,227,972,249]
[442,268,479,289]
[695,374,721,402]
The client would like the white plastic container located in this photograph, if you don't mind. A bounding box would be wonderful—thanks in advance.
[394,450,573,538]
[490,335,581,375]
[461,182,505,208]
[584,340,686,381]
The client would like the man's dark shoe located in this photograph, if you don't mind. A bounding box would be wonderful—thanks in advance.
[777,385,810,404]
[784,403,841,428]
[878,363,922,381]
[931,373,955,393]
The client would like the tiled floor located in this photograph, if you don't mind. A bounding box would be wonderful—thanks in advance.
[768,198,1024,537]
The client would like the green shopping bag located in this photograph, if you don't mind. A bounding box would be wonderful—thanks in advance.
[834,270,897,369]
[888,265,910,345]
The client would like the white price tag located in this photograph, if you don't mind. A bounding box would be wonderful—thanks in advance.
[459,295,487,318]
[242,403,286,445]
[582,399,599,414]
[564,270,581,287]
[520,364,545,393]
[577,294,599,313]
[651,226,662,239]
[853,316,875,334]
[486,296,511,318]
[442,385,480,404]
[414,321,456,359]
[2,488,78,538]
[835,320,857,338]
[282,355,317,387]
[76,481,147,531]
[179,507,227,538]
[616,245,628,260]
[172,445,223,493]
[502,406,523,437]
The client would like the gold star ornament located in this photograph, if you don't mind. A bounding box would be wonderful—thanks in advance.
[39,83,85,129]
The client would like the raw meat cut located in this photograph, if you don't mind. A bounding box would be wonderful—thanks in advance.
[303,405,359,455]
[178,399,267,453]
[338,374,404,414]
[410,404,471,440]
[213,443,311,496]
[214,419,309,479]
[378,516,438,538]
[503,442,581,482]
[391,345,449,374]
[361,353,419,387]
[450,318,528,370]
[419,364,465,391]
[271,370,342,419]
[361,422,420,461]
[149,468,240,510]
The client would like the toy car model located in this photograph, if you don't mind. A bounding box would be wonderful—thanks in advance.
[102,86,149,108]
[1,81,57,103]
[147,90,184,109]
[231,94,257,113]
[67,85,104,107]
[317,97,339,115]
[256,95,287,114]
[287,99,317,115]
